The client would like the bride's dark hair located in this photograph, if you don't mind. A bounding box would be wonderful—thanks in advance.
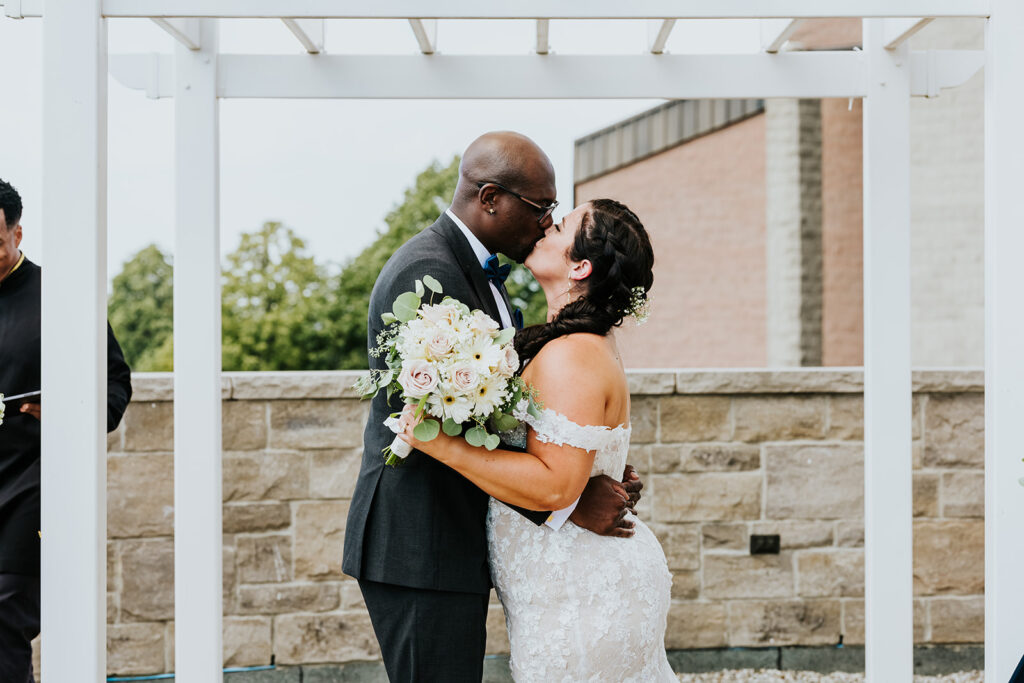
[514,198,654,364]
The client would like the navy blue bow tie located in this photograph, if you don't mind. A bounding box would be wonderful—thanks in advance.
[482,254,511,286]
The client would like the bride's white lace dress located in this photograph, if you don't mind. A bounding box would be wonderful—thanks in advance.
[487,404,676,683]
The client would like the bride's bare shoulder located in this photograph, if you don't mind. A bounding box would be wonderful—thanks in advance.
[527,334,615,380]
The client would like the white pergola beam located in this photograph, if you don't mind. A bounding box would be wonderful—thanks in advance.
[883,17,934,48]
[282,18,323,54]
[536,19,550,55]
[985,1,1024,680]
[862,19,914,682]
[762,18,803,53]
[95,1,992,19]
[1,1,994,20]
[173,18,223,682]
[108,50,985,100]
[151,17,200,50]
[408,18,437,54]
[40,0,108,679]
[647,19,675,54]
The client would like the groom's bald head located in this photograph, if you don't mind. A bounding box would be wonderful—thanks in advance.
[457,132,554,196]
[451,132,556,262]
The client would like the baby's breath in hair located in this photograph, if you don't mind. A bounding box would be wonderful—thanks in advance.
[627,286,650,325]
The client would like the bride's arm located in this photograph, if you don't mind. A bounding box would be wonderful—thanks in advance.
[398,338,610,511]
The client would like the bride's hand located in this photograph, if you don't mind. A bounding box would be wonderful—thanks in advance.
[396,406,457,460]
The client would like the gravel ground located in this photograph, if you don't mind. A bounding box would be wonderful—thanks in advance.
[676,671,983,682]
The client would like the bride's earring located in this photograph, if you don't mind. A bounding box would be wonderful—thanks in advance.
[488,208,495,215]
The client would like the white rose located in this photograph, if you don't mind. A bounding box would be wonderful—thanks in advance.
[497,345,520,377]
[398,359,440,399]
[450,363,480,393]
[426,329,455,358]
[420,303,460,327]
[469,310,500,337]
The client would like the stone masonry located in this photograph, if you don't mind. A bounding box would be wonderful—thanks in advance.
[33,369,985,676]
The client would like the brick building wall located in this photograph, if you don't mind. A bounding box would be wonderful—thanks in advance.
[576,115,768,369]
[32,369,985,676]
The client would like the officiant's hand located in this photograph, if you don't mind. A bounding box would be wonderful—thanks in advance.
[570,475,635,538]
[20,402,40,420]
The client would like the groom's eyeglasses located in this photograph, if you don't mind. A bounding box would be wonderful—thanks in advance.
[476,181,558,223]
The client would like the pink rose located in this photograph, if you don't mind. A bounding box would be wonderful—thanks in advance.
[398,360,439,398]
[498,345,520,377]
[450,364,480,393]
[426,330,455,358]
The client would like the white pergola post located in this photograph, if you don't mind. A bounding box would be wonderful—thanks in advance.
[861,19,914,682]
[984,1,1024,680]
[39,0,108,679]
[173,18,223,682]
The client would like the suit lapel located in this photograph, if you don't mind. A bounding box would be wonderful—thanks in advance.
[431,213,504,325]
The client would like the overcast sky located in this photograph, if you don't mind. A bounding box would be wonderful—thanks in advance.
[0,17,760,282]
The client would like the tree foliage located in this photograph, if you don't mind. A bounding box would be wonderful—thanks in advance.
[107,156,548,372]
[108,244,174,372]
[220,221,340,370]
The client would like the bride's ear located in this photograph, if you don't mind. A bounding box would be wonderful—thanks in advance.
[568,259,592,281]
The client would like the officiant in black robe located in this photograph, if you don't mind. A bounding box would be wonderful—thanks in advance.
[0,178,133,683]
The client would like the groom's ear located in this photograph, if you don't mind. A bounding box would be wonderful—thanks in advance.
[477,184,500,212]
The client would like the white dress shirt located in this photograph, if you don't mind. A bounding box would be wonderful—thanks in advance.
[446,208,514,329]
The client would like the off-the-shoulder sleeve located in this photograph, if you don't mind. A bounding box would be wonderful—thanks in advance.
[512,399,618,453]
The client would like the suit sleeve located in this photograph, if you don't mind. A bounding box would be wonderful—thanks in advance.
[106,322,133,433]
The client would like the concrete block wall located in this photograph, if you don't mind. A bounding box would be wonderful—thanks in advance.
[32,369,985,676]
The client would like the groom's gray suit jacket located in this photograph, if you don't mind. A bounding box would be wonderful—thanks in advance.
[342,213,548,595]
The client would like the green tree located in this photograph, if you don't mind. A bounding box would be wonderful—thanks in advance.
[221,221,337,371]
[108,244,174,371]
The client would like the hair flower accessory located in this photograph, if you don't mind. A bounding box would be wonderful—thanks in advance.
[627,286,650,325]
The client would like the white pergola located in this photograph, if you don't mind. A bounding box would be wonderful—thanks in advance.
[2,2,1021,681]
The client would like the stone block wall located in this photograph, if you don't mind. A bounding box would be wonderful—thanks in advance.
[35,369,985,675]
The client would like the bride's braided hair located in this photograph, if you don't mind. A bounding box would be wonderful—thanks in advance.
[515,198,654,364]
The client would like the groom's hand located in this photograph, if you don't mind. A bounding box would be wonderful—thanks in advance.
[622,464,643,511]
[569,475,635,538]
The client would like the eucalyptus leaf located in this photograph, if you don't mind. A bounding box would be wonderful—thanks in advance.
[415,279,425,297]
[484,434,501,450]
[413,418,441,441]
[493,411,519,433]
[381,312,398,325]
[527,401,543,419]
[422,274,442,293]
[465,425,488,447]
[442,418,463,436]
[495,328,516,346]
[393,291,422,322]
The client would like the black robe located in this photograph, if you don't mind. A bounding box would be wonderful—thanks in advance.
[0,256,132,576]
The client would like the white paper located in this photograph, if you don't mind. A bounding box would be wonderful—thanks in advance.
[544,496,580,530]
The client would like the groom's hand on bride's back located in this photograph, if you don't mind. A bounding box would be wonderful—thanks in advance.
[621,464,643,511]
[570,465,644,538]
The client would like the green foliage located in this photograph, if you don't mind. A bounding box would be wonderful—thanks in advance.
[221,221,337,371]
[108,244,174,371]
[107,155,550,372]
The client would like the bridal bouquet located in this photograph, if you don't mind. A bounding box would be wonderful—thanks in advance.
[354,275,540,466]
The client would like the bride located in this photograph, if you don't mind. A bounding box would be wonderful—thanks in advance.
[399,198,675,682]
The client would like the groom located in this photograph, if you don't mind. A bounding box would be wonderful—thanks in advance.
[343,132,643,682]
